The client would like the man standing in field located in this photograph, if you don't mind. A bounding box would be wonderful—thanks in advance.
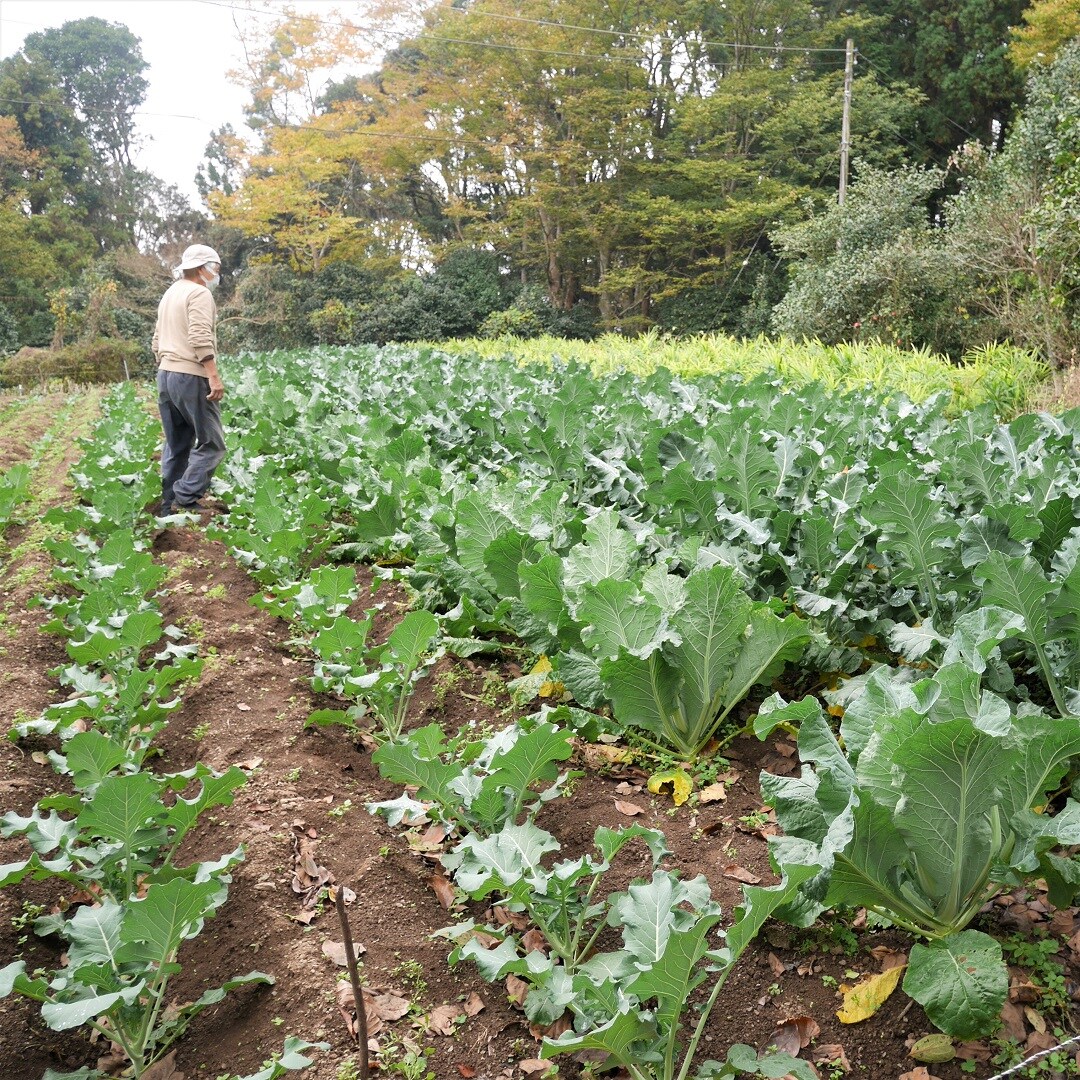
[152,243,227,515]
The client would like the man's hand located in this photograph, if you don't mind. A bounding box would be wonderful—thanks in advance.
[207,374,225,401]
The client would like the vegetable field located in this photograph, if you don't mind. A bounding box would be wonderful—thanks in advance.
[1,346,1080,1080]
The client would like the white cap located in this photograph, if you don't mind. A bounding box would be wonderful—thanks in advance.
[174,244,221,271]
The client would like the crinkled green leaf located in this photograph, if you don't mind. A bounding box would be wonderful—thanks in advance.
[903,931,1007,1039]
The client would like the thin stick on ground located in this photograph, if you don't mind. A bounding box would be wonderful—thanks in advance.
[335,884,370,1080]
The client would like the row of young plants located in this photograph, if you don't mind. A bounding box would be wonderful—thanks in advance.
[437,333,1047,417]
[204,345,1080,1053]
[0,384,325,1080]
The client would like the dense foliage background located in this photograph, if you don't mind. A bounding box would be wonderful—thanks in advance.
[2,0,1079,378]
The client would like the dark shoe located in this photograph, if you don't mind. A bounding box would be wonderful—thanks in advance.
[175,496,226,513]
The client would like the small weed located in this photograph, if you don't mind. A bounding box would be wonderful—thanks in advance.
[379,1036,435,1080]
[391,957,428,998]
[820,973,838,989]
[990,1027,1080,1076]
[737,809,770,830]
[328,799,353,818]
[190,721,211,741]
[285,767,301,782]
[431,665,465,708]
[1002,934,1072,1019]
[205,583,227,600]
[12,901,45,947]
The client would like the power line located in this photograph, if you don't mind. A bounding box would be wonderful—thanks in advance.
[857,52,981,144]
[0,96,206,121]
[193,0,637,65]
[192,0,848,64]
[443,5,849,56]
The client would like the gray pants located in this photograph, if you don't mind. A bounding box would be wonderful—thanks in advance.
[157,369,226,510]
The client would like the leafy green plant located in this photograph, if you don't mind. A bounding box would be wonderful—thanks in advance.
[0,739,248,904]
[307,608,442,741]
[229,1038,331,1080]
[758,662,1080,1038]
[0,744,266,1078]
[0,460,32,531]
[368,718,577,835]
[0,885,271,1079]
[536,864,820,1080]
[448,823,671,979]
[596,564,811,759]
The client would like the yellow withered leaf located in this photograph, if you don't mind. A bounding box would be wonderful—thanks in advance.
[647,768,693,806]
[836,965,906,1024]
[530,656,553,675]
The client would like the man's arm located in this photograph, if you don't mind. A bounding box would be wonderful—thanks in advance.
[202,356,225,401]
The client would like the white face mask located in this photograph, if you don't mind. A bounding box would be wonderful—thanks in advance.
[203,264,221,289]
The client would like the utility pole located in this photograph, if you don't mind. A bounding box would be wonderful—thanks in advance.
[839,39,854,205]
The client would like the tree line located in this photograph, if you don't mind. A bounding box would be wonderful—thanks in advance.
[1,0,1078,379]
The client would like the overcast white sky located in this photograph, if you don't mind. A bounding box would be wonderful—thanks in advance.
[0,0,370,202]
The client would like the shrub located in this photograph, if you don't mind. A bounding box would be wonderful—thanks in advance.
[0,301,19,356]
[0,338,141,387]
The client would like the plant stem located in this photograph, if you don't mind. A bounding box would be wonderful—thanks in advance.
[336,884,369,1080]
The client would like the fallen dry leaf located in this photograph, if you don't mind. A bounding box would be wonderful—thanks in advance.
[954,1041,992,1063]
[869,946,908,971]
[811,1044,850,1073]
[1024,1006,1047,1034]
[456,1066,477,1078]
[321,939,366,967]
[522,929,549,954]
[518,1061,549,1075]
[767,952,786,977]
[1009,974,1041,1003]
[141,1051,184,1080]
[430,873,457,910]
[368,990,411,1022]
[698,782,727,804]
[427,1004,462,1036]
[493,905,530,931]
[1026,1030,1059,1054]
[614,799,645,816]
[31,751,49,765]
[531,1014,572,1040]
[722,863,762,885]
[837,965,905,1024]
[506,974,529,1008]
[580,743,633,768]
[236,702,251,711]
[898,1069,942,1080]
[235,756,263,770]
[768,1015,820,1056]
[462,992,485,1017]
[614,781,642,795]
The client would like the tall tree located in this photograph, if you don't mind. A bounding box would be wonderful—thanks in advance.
[1010,0,1080,68]
[0,18,153,248]
[858,0,1027,159]
[23,17,148,170]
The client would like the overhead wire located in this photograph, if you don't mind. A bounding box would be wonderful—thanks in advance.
[857,51,981,144]
[191,0,849,62]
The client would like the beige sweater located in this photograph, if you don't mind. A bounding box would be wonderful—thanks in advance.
[152,279,218,377]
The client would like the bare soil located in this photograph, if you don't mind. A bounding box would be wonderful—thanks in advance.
[0,390,1078,1080]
